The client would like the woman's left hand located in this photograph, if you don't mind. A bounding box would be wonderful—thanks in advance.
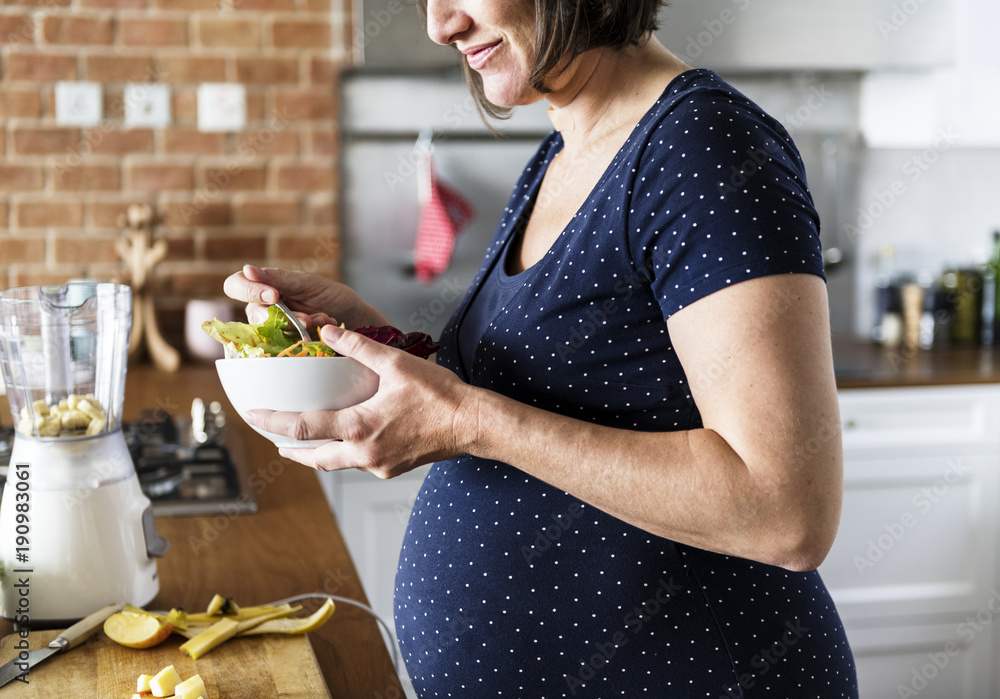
[244,325,475,478]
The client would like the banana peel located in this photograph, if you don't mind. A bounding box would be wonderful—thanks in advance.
[180,606,294,660]
[172,604,302,640]
[114,596,336,659]
[204,594,239,616]
[185,603,300,624]
[237,598,336,637]
[167,608,188,631]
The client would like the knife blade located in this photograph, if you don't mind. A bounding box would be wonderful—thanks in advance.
[0,603,123,689]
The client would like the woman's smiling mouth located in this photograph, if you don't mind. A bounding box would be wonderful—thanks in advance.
[462,41,502,70]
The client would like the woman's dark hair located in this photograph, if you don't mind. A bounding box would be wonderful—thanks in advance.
[417,0,667,122]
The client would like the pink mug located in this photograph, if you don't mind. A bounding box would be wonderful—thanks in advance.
[185,298,235,362]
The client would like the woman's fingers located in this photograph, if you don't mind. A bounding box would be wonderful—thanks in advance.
[226,266,331,325]
[248,264,327,301]
[229,264,323,305]
[224,266,278,305]
[246,408,341,444]
[318,325,401,374]
[308,313,339,329]
[246,409,370,474]
[244,303,269,324]
[277,443,348,472]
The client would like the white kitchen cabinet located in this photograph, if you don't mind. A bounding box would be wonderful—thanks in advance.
[322,384,1000,699]
[824,384,1000,699]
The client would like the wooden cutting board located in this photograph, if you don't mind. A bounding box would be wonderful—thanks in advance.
[0,629,330,698]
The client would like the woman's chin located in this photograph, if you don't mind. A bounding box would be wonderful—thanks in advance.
[481,78,541,109]
[483,83,542,108]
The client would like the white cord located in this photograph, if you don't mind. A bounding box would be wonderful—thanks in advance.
[271,593,402,676]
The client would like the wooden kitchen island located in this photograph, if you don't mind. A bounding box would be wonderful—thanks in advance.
[0,363,405,697]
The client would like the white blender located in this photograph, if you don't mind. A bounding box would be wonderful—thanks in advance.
[0,282,169,625]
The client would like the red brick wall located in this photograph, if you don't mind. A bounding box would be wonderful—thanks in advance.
[0,0,350,355]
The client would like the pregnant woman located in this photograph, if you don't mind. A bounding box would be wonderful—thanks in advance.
[226,0,859,696]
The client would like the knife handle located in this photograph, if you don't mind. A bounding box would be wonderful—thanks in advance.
[48,603,124,652]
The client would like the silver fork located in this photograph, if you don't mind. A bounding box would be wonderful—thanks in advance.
[242,262,311,344]
[273,298,311,344]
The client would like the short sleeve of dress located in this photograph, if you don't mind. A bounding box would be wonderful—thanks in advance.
[625,80,826,319]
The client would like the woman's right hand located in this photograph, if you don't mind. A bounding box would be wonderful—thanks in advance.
[223,264,390,330]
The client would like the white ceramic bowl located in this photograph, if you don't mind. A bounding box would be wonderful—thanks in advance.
[215,356,379,448]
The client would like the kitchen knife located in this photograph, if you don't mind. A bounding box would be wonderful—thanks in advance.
[0,603,123,689]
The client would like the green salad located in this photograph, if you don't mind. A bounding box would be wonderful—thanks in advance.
[202,306,337,358]
[202,306,439,359]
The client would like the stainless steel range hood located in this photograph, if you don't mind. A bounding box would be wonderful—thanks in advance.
[354,0,957,73]
[657,0,956,73]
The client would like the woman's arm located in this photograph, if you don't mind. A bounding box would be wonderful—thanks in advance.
[251,272,842,572]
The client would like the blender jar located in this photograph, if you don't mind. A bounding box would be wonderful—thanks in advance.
[0,282,135,488]
[0,284,130,464]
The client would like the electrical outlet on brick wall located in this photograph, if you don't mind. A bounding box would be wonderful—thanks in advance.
[55,81,103,127]
[125,83,171,129]
[197,83,246,132]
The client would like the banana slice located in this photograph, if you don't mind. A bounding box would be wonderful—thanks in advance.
[178,618,240,660]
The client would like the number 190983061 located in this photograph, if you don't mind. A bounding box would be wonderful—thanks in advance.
[9,461,33,631]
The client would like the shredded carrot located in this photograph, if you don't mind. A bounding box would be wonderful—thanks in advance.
[276,341,305,357]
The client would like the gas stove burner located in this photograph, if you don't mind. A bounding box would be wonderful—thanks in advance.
[124,412,181,455]
[138,463,186,498]
[125,408,256,517]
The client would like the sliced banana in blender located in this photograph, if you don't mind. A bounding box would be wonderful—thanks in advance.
[60,409,91,431]
[15,394,110,437]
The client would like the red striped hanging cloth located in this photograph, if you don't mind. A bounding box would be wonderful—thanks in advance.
[413,147,474,284]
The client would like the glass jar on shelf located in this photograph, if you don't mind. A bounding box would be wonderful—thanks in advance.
[942,267,984,346]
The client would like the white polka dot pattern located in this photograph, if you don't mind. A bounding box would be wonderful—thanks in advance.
[394,69,857,698]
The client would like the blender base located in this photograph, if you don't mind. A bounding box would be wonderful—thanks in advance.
[0,433,162,624]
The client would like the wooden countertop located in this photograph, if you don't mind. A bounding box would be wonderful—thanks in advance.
[0,363,404,698]
[833,335,1000,389]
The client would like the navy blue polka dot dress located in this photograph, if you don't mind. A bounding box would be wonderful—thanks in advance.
[395,69,858,698]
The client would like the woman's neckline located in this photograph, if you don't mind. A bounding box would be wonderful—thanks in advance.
[502,68,712,278]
